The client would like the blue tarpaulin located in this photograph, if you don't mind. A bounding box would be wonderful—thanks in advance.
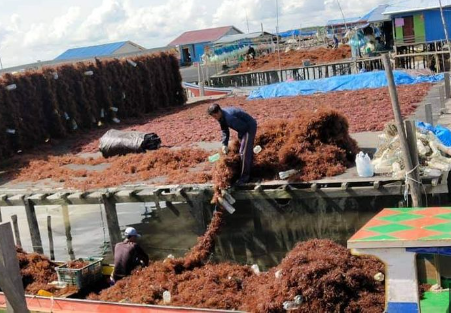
[248,71,444,100]
[416,121,451,147]
[279,29,317,38]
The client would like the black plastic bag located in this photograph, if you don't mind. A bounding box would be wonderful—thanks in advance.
[99,129,161,158]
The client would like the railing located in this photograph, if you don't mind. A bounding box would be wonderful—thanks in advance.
[210,57,384,88]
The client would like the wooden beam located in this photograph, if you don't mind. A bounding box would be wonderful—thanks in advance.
[0,222,30,313]
[382,54,422,207]
[405,120,423,207]
[61,205,75,260]
[23,198,43,254]
[424,103,433,126]
[47,216,55,260]
[445,73,451,99]
[439,86,446,112]
[10,215,21,247]
[101,194,122,252]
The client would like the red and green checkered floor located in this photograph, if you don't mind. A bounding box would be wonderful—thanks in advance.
[349,207,451,243]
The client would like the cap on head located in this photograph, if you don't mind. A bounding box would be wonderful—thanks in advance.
[124,227,141,238]
[207,103,221,116]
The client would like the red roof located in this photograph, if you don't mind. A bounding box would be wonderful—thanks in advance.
[168,26,242,46]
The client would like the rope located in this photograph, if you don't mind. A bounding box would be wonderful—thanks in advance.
[404,165,428,207]
[98,203,109,256]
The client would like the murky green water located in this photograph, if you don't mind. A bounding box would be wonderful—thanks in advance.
[1,193,448,270]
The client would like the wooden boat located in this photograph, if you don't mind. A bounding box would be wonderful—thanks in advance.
[0,293,238,313]
[0,264,238,313]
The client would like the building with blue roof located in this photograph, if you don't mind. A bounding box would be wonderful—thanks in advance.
[55,41,146,61]
[383,0,451,47]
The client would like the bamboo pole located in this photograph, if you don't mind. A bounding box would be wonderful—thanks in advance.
[382,54,422,207]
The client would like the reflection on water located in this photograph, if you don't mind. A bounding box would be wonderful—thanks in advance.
[0,193,447,269]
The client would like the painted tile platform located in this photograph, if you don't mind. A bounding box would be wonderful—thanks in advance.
[348,207,451,249]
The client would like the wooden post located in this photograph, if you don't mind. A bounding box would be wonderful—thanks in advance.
[101,194,122,252]
[445,73,450,99]
[47,216,55,261]
[0,223,30,313]
[61,205,75,260]
[439,85,446,112]
[10,215,22,247]
[405,120,422,207]
[434,254,442,287]
[23,199,43,254]
[425,103,434,125]
[382,54,422,207]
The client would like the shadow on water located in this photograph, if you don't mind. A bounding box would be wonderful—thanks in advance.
[2,193,449,269]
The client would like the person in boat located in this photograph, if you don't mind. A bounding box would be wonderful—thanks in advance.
[208,103,257,185]
[111,227,149,283]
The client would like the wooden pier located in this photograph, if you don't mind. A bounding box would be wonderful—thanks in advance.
[210,57,384,87]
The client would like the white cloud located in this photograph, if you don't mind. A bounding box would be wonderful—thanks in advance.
[0,0,387,68]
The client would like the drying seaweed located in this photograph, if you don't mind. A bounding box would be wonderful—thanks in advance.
[16,246,58,293]
[231,45,352,74]
[93,239,385,312]
[212,109,359,196]
[241,239,385,313]
[12,148,211,190]
[0,52,186,160]
[67,260,90,269]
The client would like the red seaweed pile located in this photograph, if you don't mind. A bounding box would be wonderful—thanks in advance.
[93,239,385,312]
[16,246,58,294]
[213,109,359,194]
[0,52,185,160]
[230,45,352,74]
[12,148,212,190]
[73,83,429,152]
[67,260,90,269]
[240,240,385,313]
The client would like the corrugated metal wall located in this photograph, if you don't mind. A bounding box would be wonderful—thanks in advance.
[424,9,451,42]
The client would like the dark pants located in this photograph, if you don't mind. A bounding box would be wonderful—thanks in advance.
[239,124,257,183]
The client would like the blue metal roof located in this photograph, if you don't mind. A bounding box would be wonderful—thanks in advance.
[55,41,128,60]
[384,0,451,15]
[365,4,391,23]
[326,16,362,27]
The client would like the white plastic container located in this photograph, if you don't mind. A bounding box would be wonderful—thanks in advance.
[6,84,16,91]
[253,145,262,154]
[279,169,298,180]
[251,264,260,275]
[356,152,374,177]
[163,291,171,304]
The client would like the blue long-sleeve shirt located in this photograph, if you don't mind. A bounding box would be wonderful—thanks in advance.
[219,107,257,146]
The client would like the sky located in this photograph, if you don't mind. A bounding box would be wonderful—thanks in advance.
[0,0,387,68]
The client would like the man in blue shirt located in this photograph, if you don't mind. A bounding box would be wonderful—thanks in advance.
[208,103,257,185]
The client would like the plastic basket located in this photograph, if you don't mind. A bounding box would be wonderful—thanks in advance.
[56,257,103,289]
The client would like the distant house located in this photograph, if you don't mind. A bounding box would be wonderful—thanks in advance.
[326,17,366,35]
[168,26,242,64]
[383,0,451,46]
[55,41,146,61]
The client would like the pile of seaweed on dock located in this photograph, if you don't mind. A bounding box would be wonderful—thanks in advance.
[212,109,359,195]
